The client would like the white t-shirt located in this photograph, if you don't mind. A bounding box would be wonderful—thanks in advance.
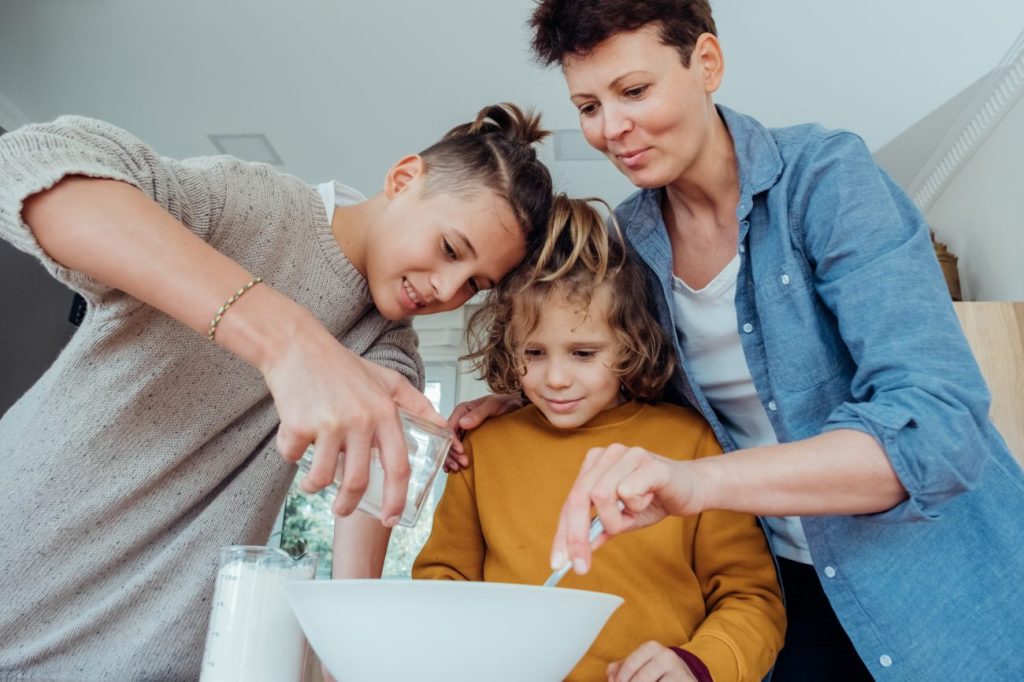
[672,255,812,564]
[317,180,367,223]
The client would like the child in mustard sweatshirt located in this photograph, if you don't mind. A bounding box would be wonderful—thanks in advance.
[413,195,785,682]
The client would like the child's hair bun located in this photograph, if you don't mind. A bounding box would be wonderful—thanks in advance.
[444,103,550,150]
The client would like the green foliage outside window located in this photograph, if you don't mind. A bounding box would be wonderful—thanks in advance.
[274,472,441,579]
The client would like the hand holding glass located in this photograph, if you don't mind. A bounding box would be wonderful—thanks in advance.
[296,409,453,527]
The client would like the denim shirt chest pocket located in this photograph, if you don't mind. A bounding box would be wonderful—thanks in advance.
[748,214,846,392]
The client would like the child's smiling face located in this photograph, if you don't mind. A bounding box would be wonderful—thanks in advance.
[519,288,626,429]
[366,172,525,321]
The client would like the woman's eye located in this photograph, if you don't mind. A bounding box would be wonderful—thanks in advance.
[578,102,598,117]
[624,85,648,99]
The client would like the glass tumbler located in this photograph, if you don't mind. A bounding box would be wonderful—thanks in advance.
[296,409,453,527]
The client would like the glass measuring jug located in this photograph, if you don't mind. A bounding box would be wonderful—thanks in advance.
[296,409,453,527]
[200,546,318,682]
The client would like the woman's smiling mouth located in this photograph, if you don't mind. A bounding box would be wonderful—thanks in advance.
[615,147,651,168]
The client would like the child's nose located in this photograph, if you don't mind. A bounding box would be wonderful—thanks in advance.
[430,271,462,303]
[545,362,572,388]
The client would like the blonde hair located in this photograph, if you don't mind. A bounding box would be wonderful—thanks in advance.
[464,194,676,401]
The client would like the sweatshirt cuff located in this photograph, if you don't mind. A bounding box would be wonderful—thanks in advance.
[670,647,713,682]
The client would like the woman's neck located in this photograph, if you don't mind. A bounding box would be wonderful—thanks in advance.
[663,107,740,229]
[660,107,742,289]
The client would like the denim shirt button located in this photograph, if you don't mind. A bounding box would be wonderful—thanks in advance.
[823,565,836,578]
[767,400,777,412]
[742,322,754,333]
[879,655,893,667]
[780,273,791,285]
[738,244,747,254]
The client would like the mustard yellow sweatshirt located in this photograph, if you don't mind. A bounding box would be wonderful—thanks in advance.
[413,401,785,681]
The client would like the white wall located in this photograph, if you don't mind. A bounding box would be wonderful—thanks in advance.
[0,89,27,131]
[4,0,1024,199]
[926,95,1024,301]
[413,306,492,412]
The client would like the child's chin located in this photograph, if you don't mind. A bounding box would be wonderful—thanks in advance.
[541,411,587,430]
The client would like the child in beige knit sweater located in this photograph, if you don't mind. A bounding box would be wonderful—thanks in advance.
[0,103,552,678]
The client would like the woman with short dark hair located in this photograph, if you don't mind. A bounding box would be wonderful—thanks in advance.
[451,2,1024,680]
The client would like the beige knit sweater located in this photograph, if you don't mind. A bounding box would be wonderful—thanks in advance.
[0,117,423,680]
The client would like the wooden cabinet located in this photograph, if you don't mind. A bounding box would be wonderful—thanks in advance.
[952,302,1024,466]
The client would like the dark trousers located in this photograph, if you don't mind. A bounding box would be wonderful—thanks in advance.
[771,557,874,681]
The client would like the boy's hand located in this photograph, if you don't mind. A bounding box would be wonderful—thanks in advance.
[443,393,523,472]
[607,642,697,682]
[262,312,442,525]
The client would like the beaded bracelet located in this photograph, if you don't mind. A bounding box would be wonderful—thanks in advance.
[207,277,263,341]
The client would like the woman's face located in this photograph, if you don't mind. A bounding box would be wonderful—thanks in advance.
[562,25,721,189]
[366,178,525,321]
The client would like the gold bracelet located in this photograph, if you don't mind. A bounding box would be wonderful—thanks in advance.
[207,277,263,342]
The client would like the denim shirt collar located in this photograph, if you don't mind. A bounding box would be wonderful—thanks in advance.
[718,105,784,224]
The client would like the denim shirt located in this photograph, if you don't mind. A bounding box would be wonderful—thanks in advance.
[617,105,1024,680]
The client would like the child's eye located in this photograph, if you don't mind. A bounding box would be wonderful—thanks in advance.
[467,278,481,294]
[442,239,457,259]
[573,349,597,359]
[523,349,544,358]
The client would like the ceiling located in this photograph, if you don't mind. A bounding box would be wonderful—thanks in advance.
[2,0,1024,205]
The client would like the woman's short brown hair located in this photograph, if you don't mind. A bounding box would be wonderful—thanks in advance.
[464,194,675,402]
[529,0,717,67]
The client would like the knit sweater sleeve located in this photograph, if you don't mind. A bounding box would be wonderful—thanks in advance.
[411,436,485,581]
[355,316,424,391]
[0,115,227,303]
[680,426,787,682]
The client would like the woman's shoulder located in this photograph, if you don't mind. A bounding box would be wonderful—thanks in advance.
[769,121,872,171]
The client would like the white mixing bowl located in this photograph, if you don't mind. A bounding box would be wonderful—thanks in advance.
[284,579,623,682]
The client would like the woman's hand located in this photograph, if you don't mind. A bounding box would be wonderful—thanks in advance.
[443,393,523,472]
[550,444,711,574]
[607,642,698,682]
[260,308,442,525]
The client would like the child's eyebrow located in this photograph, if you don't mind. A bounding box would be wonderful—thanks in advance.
[567,340,610,348]
[450,229,499,288]
[450,229,478,259]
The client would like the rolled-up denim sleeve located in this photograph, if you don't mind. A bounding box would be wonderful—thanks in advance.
[798,132,992,522]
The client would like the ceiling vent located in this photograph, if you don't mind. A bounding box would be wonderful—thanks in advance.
[552,129,605,161]
[208,133,284,165]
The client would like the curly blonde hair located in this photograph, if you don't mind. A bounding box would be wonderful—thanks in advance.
[463,194,675,402]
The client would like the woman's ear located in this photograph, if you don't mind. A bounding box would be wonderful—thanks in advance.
[384,155,425,199]
[693,33,725,93]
